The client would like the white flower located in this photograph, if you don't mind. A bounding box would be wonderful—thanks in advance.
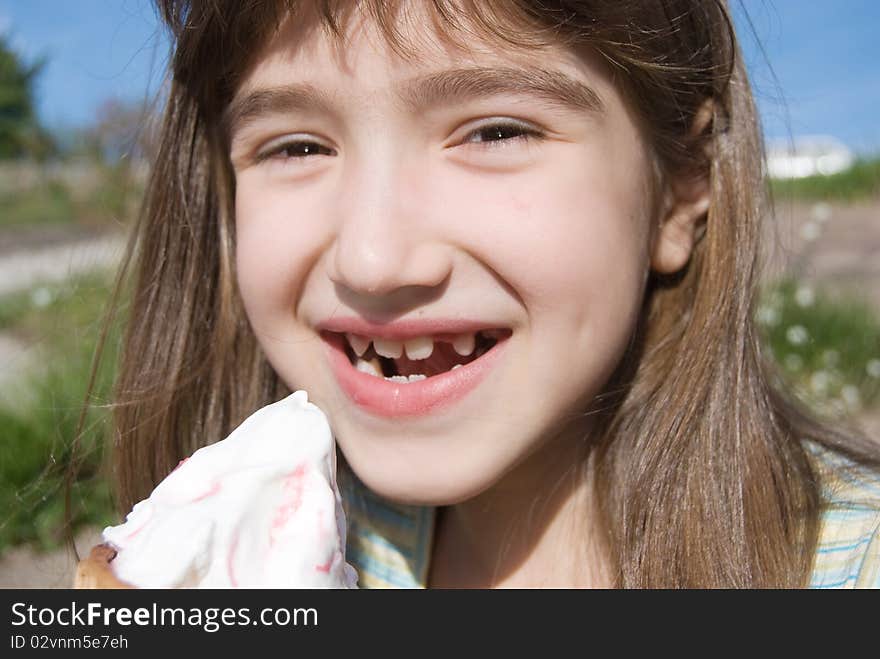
[794,285,815,308]
[30,286,52,308]
[840,385,861,409]
[810,202,832,223]
[810,370,831,394]
[800,221,821,242]
[756,306,780,326]
[786,325,809,346]
[867,359,880,378]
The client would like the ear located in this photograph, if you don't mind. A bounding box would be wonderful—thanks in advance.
[649,174,710,275]
[650,101,713,275]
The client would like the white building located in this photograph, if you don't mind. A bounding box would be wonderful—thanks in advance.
[766,135,854,180]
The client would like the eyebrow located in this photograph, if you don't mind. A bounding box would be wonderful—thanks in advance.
[398,66,604,116]
[225,65,604,139]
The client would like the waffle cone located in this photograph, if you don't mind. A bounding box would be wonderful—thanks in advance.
[73,544,134,589]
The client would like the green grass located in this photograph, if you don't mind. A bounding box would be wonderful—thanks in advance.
[757,278,880,415]
[84,165,142,225]
[0,270,116,336]
[0,271,119,552]
[0,164,143,230]
[0,178,76,228]
[770,157,880,202]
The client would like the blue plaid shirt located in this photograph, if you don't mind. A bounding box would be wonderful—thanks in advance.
[341,447,880,588]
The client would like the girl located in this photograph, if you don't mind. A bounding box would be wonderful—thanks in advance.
[88,0,880,588]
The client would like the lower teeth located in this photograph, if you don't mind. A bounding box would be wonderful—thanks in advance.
[355,357,383,376]
[384,374,427,383]
[354,357,466,381]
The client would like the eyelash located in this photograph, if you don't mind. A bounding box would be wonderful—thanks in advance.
[256,121,545,162]
[460,121,545,149]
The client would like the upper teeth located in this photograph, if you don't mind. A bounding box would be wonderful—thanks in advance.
[373,338,403,359]
[347,334,371,357]
[452,333,475,356]
[345,332,489,360]
[403,336,433,360]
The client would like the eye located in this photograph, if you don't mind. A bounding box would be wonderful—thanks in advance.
[460,121,545,149]
[256,137,336,163]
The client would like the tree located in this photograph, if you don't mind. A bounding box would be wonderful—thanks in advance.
[0,35,53,159]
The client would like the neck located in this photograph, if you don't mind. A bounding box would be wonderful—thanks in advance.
[427,430,610,589]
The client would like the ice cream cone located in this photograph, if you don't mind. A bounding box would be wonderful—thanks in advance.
[88,392,358,588]
[73,544,134,589]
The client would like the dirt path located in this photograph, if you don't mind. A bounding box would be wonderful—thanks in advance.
[0,528,103,589]
[0,231,125,297]
[765,198,880,308]
[767,198,880,443]
[0,229,125,588]
[0,231,125,392]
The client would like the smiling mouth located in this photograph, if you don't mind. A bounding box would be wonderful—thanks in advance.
[334,329,511,382]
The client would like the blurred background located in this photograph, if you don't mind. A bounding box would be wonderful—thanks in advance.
[0,1,877,587]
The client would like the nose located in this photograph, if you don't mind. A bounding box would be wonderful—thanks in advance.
[328,159,452,301]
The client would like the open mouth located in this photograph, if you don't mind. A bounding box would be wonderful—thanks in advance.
[320,326,513,416]
[334,328,511,383]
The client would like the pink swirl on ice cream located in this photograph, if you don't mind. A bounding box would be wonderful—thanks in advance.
[102,391,358,588]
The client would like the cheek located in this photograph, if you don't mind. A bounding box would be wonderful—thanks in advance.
[437,143,654,411]
[445,151,653,326]
[234,177,324,329]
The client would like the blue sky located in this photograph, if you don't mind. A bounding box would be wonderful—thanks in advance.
[1,0,878,153]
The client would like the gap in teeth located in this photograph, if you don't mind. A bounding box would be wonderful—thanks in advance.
[379,355,397,378]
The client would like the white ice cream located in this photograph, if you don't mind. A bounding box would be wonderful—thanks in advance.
[102,391,358,588]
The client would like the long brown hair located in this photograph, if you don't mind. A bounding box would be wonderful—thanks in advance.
[80,0,880,587]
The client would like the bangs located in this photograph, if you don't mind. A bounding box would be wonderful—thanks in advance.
[315,0,558,56]
[158,0,561,115]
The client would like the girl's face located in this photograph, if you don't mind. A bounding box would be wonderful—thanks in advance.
[229,6,694,505]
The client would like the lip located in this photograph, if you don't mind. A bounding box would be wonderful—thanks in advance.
[322,329,510,418]
[317,317,506,341]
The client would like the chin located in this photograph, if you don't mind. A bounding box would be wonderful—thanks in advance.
[343,452,494,508]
